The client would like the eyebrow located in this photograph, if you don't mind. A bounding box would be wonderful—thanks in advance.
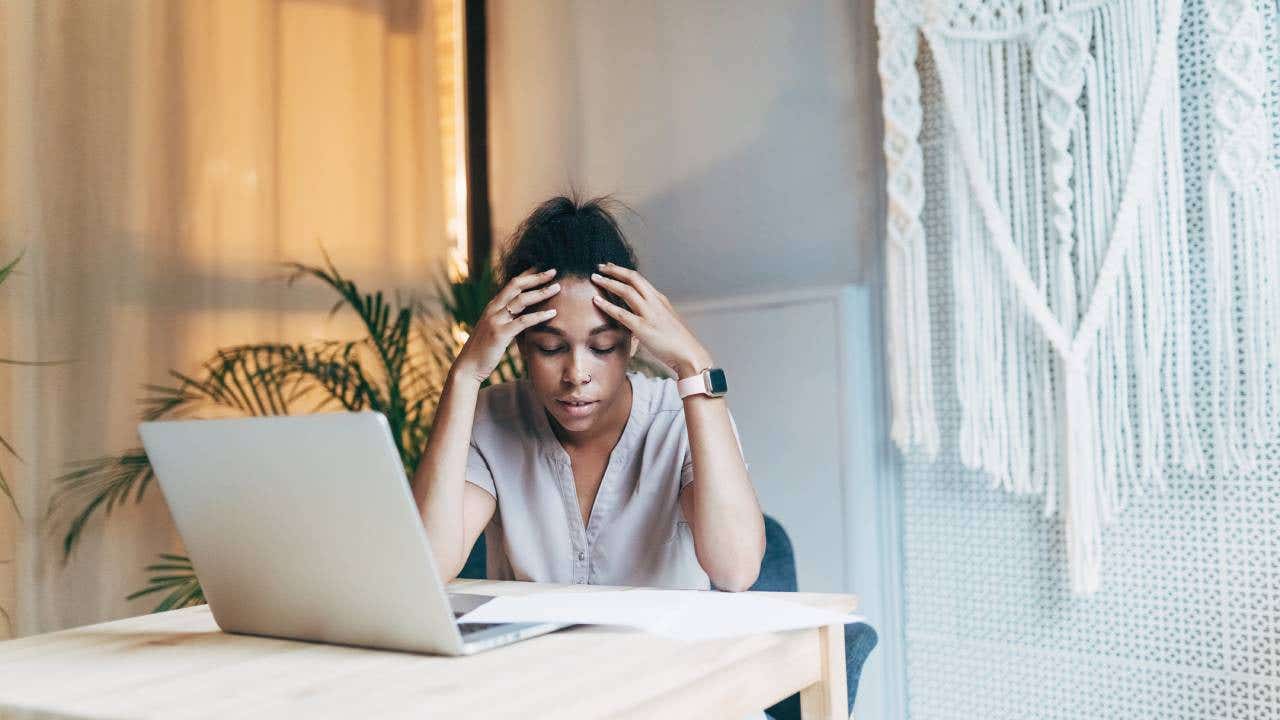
[528,322,621,337]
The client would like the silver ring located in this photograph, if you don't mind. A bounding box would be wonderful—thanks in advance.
[504,305,517,318]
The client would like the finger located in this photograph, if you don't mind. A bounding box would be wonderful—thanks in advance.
[506,308,557,333]
[591,294,642,330]
[502,266,557,299]
[596,262,660,300]
[505,282,561,314]
[489,268,556,316]
[589,272,646,313]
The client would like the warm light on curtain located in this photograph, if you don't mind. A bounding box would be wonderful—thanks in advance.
[432,0,469,282]
[0,0,458,637]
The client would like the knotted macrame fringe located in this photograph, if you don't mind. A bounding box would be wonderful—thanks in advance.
[1205,0,1280,476]
[871,0,1279,595]
[878,1,940,458]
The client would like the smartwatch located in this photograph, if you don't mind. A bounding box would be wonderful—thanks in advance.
[677,367,728,399]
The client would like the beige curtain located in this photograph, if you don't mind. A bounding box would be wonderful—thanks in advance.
[0,0,454,637]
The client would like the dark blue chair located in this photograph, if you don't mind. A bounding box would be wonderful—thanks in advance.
[459,514,877,720]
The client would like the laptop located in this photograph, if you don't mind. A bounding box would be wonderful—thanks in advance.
[138,411,570,655]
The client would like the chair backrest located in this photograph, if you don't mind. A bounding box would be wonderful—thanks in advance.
[458,528,488,580]
[746,514,798,592]
[458,514,798,587]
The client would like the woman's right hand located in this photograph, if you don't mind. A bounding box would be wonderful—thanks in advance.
[452,267,561,384]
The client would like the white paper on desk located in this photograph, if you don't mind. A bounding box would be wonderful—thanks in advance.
[456,589,867,641]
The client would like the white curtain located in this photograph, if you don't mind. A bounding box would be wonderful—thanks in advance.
[0,0,453,636]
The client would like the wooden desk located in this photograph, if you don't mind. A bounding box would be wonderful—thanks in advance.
[0,579,857,719]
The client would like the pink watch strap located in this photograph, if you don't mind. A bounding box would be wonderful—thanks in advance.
[677,371,708,398]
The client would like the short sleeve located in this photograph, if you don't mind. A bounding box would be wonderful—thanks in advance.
[680,410,750,490]
[464,440,497,498]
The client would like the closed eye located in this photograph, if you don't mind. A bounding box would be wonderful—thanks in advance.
[536,345,618,355]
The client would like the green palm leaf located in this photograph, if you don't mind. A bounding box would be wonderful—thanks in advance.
[0,251,20,287]
[46,450,154,559]
[283,253,423,459]
[140,341,374,420]
[0,251,25,628]
[0,250,64,367]
[0,437,20,518]
[1,251,26,517]
[0,250,75,517]
[434,260,499,329]
[127,553,205,612]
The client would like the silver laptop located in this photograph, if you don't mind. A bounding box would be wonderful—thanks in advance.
[138,411,570,655]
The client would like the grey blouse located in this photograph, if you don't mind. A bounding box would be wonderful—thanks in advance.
[464,369,747,591]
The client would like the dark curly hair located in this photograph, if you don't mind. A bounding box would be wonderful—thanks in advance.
[496,194,640,317]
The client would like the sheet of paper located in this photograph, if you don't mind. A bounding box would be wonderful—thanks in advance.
[456,589,867,641]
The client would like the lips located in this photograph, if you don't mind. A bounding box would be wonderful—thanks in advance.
[556,398,598,417]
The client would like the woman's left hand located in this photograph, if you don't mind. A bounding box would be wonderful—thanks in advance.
[590,262,712,378]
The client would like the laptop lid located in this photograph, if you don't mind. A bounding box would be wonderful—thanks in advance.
[139,411,466,655]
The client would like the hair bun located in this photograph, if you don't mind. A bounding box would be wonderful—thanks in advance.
[498,194,640,293]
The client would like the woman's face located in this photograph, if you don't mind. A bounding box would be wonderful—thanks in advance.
[518,276,638,436]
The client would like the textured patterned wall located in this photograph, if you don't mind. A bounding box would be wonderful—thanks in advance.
[901,1,1280,717]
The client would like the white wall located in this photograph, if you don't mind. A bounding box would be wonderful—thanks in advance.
[486,0,884,300]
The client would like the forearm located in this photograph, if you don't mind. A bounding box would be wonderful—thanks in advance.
[682,390,766,592]
[411,367,482,577]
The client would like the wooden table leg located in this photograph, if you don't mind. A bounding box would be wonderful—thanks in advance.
[799,623,848,719]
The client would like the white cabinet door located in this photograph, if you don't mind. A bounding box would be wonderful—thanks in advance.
[673,286,861,594]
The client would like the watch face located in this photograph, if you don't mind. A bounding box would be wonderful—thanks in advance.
[706,368,728,394]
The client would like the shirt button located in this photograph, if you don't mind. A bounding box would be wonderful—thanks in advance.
[577,551,585,561]
[576,578,585,584]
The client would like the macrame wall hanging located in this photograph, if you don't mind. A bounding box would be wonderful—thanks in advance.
[876,0,1279,595]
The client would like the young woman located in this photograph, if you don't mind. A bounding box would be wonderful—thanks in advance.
[412,196,765,592]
